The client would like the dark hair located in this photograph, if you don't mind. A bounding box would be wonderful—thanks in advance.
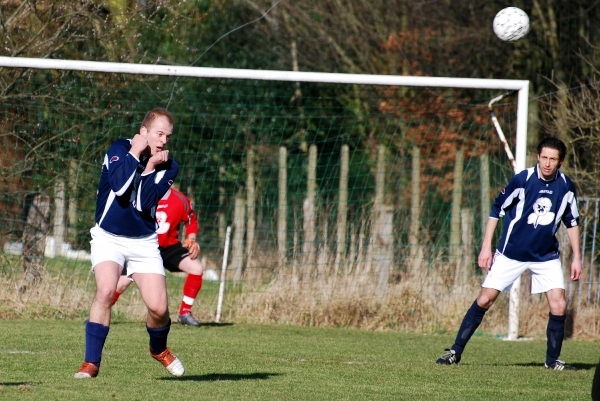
[536,137,567,161]
[141,108,173,129]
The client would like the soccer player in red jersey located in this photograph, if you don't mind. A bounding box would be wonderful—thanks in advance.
[113,186,204,327]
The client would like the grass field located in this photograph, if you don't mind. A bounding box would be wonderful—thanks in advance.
[0,319,596,400]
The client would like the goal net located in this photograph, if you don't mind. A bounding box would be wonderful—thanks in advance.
[0,57,529,335]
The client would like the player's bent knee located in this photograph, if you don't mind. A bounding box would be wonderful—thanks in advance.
[546,289,567,314]
[146,304,169,319]
[180,257,203,275]
[550,302,567,315]
[477,298,495,309]
[477,289,500,309]
[95,286,116,304]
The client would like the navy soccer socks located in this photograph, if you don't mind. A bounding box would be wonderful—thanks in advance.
[84,320,110,367]
[147,319,172,355]
[451,300,488,355]
[546,312,566,365]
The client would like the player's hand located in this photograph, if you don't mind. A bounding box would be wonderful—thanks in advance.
[184,237,200,260]
[130,134,149,158]
[478,247,493,272]
[146,150,169,171]
[570,257,582,281]
[150,149,169,164]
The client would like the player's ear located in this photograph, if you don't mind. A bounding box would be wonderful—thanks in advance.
[140,125,148,137]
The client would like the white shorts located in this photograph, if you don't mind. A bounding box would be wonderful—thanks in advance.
[481,252,564,294]
[89,225,165,276]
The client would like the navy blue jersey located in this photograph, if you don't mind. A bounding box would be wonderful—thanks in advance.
[491,165,579,262]
[94,139,179,238]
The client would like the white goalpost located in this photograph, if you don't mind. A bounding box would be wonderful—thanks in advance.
[216,226,232,323]
[0,56,529,338]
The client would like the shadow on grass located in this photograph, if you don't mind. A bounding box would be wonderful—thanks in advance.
[110,322,234,328]
[195,322,234,328]
[0,382,39,386]
[158,372,282,382]
[512,362,597,370]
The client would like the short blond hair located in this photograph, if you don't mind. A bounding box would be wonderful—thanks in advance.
[141,108,173,130]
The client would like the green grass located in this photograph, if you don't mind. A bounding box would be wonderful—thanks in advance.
[0,320,596,400]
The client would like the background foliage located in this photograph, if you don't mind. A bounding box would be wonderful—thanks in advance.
[1,0,600,337]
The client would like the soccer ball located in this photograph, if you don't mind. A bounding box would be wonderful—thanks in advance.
[493,7,530,42]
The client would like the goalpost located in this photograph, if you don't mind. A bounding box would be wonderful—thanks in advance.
[0,56,528,337]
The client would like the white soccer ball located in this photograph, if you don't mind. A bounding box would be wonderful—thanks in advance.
[493,7,530,42]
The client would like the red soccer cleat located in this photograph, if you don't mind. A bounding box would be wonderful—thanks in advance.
[74,362,99,378]
[150,348,185,377]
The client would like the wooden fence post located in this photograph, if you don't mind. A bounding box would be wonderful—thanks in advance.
[335,144,349,273]
[278,147,287,269]
[232,195,246,282]
[302,144,317,278]
[367,145,386,274]
[408,146,421,275]
[20,193,50,294]
[68,160,79,241]
[450,150,464,264]
[454,208,473,288]
[218,166,226,244]
[479,154,490,236]
[376,205,394,298]
[53,179,66,258]
[246,147,256,268]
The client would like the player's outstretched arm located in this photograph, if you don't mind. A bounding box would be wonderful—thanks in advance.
[566,225,582,281]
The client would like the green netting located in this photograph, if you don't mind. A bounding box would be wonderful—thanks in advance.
[0,69,521,328]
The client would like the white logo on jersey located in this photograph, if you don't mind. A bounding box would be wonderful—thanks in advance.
[527,197,555,228]
[155,210,170,234]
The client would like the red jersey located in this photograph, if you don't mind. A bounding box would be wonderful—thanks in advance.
[155,188,199,248]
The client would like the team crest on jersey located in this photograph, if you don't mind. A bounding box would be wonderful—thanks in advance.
[110,156,119,163]
[527,197,555,228]
[168,180,174,186]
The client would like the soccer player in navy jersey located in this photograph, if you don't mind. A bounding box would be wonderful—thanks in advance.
[74,108,184,378]
[436,137,582,370]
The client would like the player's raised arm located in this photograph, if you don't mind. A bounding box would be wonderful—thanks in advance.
[105,139,140,196]
[133,108,177,211]
[135,159,179,212]
[129,133,149,158]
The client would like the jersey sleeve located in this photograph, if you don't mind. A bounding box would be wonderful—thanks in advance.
[490,172,525,219]
[184,194,199,237]
[560,178,580,228]
[135,159,179,212]
[105,139,140,196]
